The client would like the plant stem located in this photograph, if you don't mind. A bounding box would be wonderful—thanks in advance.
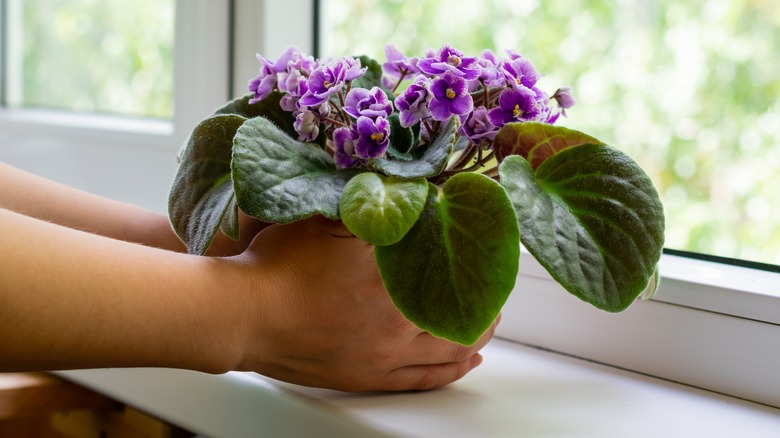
[337,90,351,126]
[391,68,409,95]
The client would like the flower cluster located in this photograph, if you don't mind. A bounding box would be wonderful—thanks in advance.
[248,44,575,171]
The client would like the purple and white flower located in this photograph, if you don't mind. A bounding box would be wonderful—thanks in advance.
[500,57,541,91]
[429,71,474,121]
[344,87,394,120]
[382,44,420,90]
[418,45,481,81]
[299,57,366,107]
[355,116,390,159]
[487,87,542,127]
[552,86,576,110]
[459,106,498,143]
[395,75,432,128]
[294,110,320,141]
[476,50,504,88]
[333,127,360,169]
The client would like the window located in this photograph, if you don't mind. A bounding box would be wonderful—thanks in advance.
[0,1,232,212]
[321,0,780,267]
[4,0,174,119]
[319,0,780,408]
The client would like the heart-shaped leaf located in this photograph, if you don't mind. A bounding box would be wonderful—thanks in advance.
[168,114,247,254]
[375,173,520,345]
[494,122,603,169]
[232,117,360,223]
[372,116,458,178]
[340,173,428,246]
[499,144,665,311]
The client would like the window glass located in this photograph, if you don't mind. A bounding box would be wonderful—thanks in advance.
[7,0,174,119]
[322,0,780,266]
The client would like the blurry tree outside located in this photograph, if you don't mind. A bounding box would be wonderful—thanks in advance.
[323,0,780,266]
[13,0,174,119]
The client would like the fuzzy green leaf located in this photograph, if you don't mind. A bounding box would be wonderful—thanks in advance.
[340,173,428,246]
[213,92,296,138]
[168,114,247,255]
[386,114,415,160]
[494,122,603,169]
[232,117,360,223]
[372,116,458,178]
[499,144,665,311]
[376,173,520,345]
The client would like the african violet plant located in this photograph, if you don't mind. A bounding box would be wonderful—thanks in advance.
[169,44,665,346]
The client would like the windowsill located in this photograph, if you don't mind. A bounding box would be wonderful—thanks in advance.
[57,338,780,438]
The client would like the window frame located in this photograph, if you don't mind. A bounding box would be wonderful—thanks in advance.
[0,0,233,152]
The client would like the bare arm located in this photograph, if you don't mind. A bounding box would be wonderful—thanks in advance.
[0,162,265,255]
[0,206,496,391]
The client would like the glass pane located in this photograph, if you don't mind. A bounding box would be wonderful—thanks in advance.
[322,0,780,266]
[10,0,174,119]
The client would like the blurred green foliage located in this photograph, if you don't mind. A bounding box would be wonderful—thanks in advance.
[18,0,173,118]
[325,0,780,265]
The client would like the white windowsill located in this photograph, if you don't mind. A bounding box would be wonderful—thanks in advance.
[58,338,780,438]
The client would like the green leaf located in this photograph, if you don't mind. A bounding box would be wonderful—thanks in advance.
[499,144,665,311]
[494,122,604,170]
[386,114,415,160]
[220,195,240,240]
[213,92,297,138]
[372,116,458,178]
[168,114,247,254]
[340,173,428,246]
[376,173,520,345]
[232,117,360,223]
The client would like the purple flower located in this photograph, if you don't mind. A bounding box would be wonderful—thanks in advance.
[299,57,366,107]
[294,110,320,141]
[458,106,498,143]
[248,64,276,104]
[395,75,432,127]
[340,56,368,81]
[552,86,576,109]
[333,127,360,169]
[418,45,480,81]
[382,44,419,89]
[278,48,318,93]
[249,47,309,103]
[248,54,280,104]
[500,58,540,90]
[429,71,474,121]
[476,50,504,88]
[344,87,394,119]
[355,116,390,159]
[487,88,542,127]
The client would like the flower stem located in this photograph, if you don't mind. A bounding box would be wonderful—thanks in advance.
[337,90,351,126]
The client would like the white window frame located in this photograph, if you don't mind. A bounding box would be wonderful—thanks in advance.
[0,1,233,212]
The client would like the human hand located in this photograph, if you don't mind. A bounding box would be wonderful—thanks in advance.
[206,210,271,256]
[229,216,498,392]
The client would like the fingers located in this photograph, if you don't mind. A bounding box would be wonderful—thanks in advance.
[401,313,501,367]
[380,354,484,392]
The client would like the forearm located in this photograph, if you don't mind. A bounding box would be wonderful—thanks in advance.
[0,207,251,373]
[0,162,185,251]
